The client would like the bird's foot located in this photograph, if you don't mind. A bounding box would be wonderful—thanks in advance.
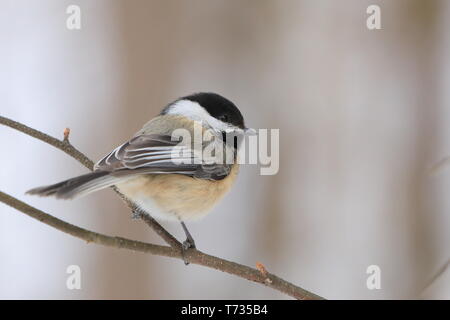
[131,210,141,220]
[181,237,196,265]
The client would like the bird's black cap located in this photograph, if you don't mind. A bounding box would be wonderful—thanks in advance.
[163,92,245,129]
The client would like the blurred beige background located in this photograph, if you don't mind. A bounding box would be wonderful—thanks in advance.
[1,0,449,299]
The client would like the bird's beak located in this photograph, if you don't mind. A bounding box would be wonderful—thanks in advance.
[224,127,257,136]
[244,127,257,135]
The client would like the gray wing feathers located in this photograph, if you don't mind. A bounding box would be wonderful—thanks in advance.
[94,134,188,171]
[28,133,232,199]
[94,134,232,180]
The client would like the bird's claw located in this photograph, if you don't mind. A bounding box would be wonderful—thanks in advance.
[181,238,196,265]
[131,210,141,220]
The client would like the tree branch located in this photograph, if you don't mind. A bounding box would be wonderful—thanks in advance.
[420,258,450,297]
[0,115,324,300]
[111,185,181,249]
[0,190,177,257]
[0,116,180,249]
[0,116,94,170]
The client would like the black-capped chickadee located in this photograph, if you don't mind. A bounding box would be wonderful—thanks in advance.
[27,92,253,258]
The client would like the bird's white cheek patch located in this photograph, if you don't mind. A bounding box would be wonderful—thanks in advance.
[166,99,230,131]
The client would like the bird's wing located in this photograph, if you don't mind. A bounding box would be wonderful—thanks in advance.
[94,134,232,180]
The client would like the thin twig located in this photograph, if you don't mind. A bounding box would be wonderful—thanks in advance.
[0,116,94,170]
[0,115,180,248]
[420,258,450,296]
[0,191,323,300]
[63,127,70,143]
[111,185,181,248]
[0,191,177,257]
[0,115,324,300]
[256,262,273,285]
[429,156,450,175]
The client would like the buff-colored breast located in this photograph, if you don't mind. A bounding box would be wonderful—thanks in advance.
[116,164,239,221]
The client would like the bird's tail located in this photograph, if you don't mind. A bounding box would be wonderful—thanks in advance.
[26,171,122,199]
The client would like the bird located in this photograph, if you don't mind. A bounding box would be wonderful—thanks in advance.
[27,92,253,261]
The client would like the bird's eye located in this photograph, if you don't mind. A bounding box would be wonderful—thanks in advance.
[218,114,229,123]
